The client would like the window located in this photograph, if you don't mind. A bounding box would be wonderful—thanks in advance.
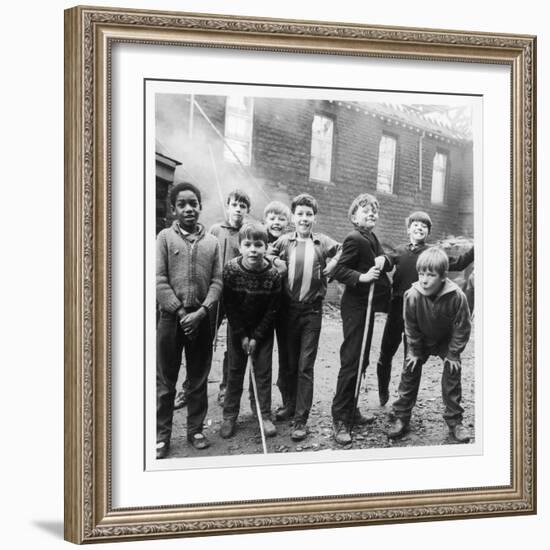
[224,96,254,166]
[309,114,334,183]
[431,151,448,203]
[376,134,397,193]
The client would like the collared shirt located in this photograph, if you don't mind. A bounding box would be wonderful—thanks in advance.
[271,232,340,304]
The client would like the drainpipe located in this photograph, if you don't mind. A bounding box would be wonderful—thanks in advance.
[188,94,194,139]
[419,131,425,190]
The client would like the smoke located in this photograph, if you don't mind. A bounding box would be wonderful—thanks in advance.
[156,93,291,230]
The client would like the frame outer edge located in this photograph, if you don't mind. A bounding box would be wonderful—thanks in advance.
[64,6,85,544]
[65,6,537,542]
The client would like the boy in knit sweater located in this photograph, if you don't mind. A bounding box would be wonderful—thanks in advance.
[220,222,282,438]
[388,247,472,443]
[156,182,222,458]
[376,211,474,406]
[330,193,393,445]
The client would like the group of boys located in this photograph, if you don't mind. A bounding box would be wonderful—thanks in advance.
[156,181,474,459]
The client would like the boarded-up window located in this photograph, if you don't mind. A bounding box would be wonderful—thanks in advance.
[309,115,334,183]
[431,151,448,204]
[376,134,397,193]
[224,96,254,166]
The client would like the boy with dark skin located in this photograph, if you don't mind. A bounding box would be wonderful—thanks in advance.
[156,182,222,458]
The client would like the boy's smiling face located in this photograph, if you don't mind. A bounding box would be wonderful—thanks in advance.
[226,197,249,228]
[408,221,430,245]
[264,212,289,239]
[351,203,379,231]
[292,205,316,238]
[172,189,201,232]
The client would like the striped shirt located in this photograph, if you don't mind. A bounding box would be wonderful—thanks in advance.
[271,232,340,304]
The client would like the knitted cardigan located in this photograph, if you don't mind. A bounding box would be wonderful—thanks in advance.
[156,222,222,313]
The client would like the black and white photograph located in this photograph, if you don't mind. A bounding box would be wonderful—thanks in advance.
[150,83,478,465]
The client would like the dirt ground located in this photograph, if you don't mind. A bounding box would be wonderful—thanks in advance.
[169,306,475,458]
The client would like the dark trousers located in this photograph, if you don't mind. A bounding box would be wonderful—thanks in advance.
[223,329,274,420]
[331,292,375,424]
[157,310,213,443]
[211,301,229,391]
[377,296,405,393]
[392,355,464,427]
[274,311,290,407]
[285,301,322,424]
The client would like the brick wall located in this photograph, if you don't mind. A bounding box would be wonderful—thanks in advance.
[157,94,473,249]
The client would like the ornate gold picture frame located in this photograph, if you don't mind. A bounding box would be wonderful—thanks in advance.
[64,5,536,543]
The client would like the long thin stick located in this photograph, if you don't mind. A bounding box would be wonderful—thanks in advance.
[349,282,375,437]
[247,355,267,454]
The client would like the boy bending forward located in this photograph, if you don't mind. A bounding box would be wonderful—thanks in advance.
[388,247,472,442]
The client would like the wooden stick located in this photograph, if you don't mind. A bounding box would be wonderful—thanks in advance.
[349,282,375,437]
[247,355,267,454]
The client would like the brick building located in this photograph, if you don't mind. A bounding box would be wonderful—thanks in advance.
[156,94,473,252]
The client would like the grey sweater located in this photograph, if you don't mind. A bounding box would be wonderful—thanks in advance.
[156,222,222,313]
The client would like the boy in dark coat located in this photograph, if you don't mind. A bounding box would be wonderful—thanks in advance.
[330,193,393,445]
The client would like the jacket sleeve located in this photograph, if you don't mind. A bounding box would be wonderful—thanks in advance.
[222,266,247,339]
[448,246,474,272]
[322,234,341,259]
[403,290,425,358]
[332,235,361,287]
[252,272,281,343]
[201,240,223,311]
[373,235,393,272]
[446,292,472,361]
[156,231,182,313]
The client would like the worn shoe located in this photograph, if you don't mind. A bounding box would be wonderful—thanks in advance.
[379,388,390,407]
[173,389,188,409]
[217,387,226,406]
[354,409,375,426]
[188,432,211,450]
[275,405,295,421]
[387,418,409,439]
[262,418,277,438]
[290,422,307,442]
[333,421,352,446]
[220,418,236,439]
[450,423,471,443]
[156,440,170,459]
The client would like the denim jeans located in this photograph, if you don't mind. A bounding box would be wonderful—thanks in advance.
[156,310,213,443]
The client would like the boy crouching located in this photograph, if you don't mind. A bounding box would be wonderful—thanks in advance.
[220,223,282,439]
[388,247,472,443]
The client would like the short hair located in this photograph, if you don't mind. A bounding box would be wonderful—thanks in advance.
[238,222,269,245]
[263,200,291,221]
[291,193,318,214]
[169,182,202,207]
[226,189,251,211]
[348,193,379,222]
[416,247,449,276]
[407,211,432,233]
